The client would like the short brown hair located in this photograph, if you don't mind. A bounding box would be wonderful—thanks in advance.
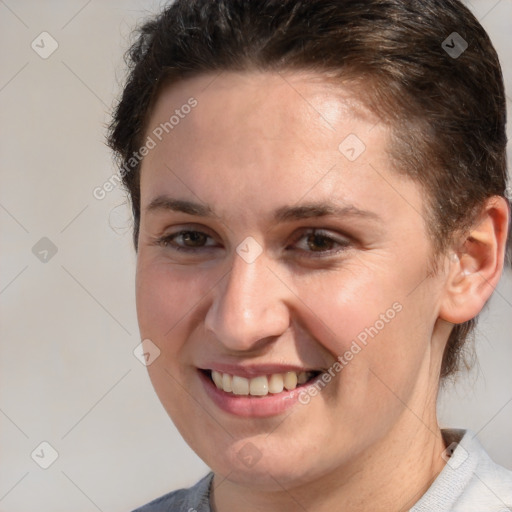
[108,0,510,379]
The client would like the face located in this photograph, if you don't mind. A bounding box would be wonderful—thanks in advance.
[135,71,448,489]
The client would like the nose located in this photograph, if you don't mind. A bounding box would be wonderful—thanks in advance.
[204,250,291,353]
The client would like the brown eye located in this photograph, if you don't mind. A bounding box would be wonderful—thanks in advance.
[155,230,218,252]
[180,231,208,247]
[306,233,337,252]
[292,229,351,256]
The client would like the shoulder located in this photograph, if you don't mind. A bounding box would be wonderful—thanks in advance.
[131,472,213,512]
[412,429,512,512]
[453,432,512,512]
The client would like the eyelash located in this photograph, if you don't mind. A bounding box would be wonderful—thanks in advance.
[153,229,351,257]
[154,230,218,253]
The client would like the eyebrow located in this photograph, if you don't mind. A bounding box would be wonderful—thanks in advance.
[273,203,381,223]
[145,196,381,223]
[145,196,214,217]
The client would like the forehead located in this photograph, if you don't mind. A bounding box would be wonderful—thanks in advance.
[139,71,423,228]
[150,71,378,141]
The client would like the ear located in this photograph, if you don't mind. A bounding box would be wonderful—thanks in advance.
[439,196,510,324]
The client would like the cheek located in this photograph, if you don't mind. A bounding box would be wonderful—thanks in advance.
[135,258,209,340]
[298,268,398,353]
[135,259,212,418]
[297,264,432,390]
[293,274,429,445]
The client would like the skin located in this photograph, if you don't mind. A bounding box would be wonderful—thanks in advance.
[135,71,509,512]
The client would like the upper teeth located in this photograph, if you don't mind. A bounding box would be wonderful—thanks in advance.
[211,370,313,396]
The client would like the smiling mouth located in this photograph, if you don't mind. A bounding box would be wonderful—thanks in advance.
[201,369,322,397]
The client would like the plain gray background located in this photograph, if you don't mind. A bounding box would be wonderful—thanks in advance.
[0,1,511,510]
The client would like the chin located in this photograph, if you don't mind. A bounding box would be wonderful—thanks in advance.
[203,439,329,491]
[216,460,312,490]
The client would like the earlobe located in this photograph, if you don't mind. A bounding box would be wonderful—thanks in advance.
[439,196,510,325]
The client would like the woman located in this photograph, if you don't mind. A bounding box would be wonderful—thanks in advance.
[108,0,512,510]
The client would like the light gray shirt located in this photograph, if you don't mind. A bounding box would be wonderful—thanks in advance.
[132,429,512,511]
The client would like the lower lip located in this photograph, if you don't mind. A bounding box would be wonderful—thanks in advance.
[198,371,308,418]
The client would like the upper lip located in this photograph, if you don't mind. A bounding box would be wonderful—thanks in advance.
[199,363,324,378]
